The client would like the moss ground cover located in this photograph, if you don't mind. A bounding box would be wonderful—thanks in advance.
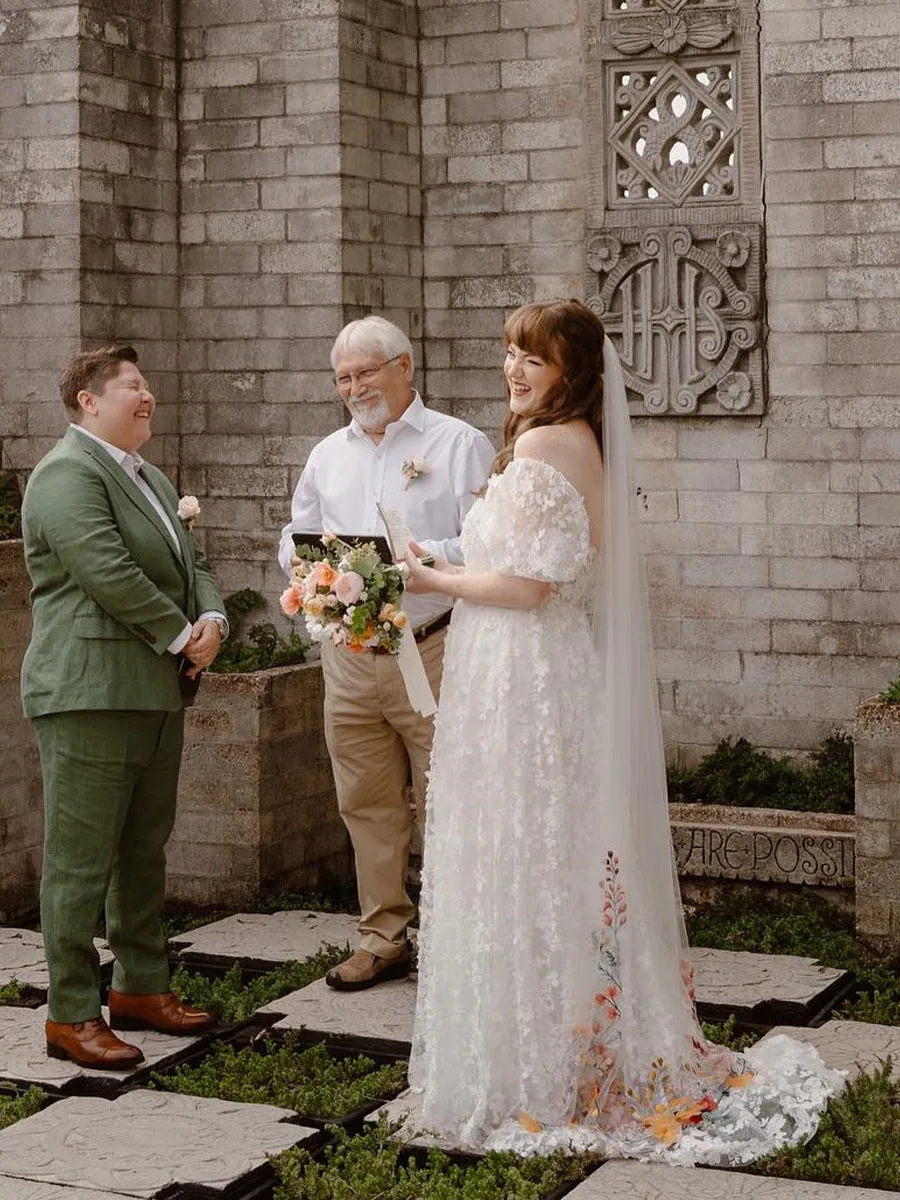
[170,943,349,1024]
[0,1087,45,1130]
[152,1036,406,1120]
[273,1119,603,1200]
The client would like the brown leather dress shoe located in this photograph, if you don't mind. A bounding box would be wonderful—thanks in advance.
[107,989,217,1035]
[46,1017,144,1071]
[325,944,411,991]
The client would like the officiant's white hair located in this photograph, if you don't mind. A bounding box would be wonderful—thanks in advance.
[330,316,414,372]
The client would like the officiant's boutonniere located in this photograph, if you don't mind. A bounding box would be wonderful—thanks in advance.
[177,495,201,529]
[401,459,429,489]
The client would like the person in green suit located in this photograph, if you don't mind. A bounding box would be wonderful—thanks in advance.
[21,345,228,1070]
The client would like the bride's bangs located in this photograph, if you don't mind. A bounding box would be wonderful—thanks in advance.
[503,304,564,367]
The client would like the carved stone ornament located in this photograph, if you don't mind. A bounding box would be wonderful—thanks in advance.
[586,225,763,416]
[610,11,733,56]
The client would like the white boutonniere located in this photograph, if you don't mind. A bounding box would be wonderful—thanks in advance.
[401,459,430,489]
[177,494,201,529]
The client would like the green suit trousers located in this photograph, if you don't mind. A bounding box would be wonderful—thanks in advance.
[34,708,184,1022]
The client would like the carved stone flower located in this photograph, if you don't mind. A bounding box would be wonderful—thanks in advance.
[716,230,751,268]
[586,234,622,276]
[716,371,752,412]
[651,15,688,54]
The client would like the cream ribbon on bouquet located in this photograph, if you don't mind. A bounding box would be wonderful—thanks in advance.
[377,502,438,718]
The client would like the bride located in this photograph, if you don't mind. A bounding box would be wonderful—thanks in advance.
[403,299,843,1163]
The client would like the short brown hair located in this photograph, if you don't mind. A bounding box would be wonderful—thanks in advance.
[59,346,139,418]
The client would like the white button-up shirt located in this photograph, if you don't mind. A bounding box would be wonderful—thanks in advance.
[72,424,226,654]
[278,393,494,628]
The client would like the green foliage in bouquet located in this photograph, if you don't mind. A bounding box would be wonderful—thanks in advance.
[170,943,349,1023]
[210,588,308,674]
[667,733,854,814]
[273,1117,603,1200]
[0,471,22,540]
[152,1037,407,1119]
[287,537,408,654]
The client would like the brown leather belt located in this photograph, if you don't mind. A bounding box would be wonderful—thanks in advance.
[413,607,452,642]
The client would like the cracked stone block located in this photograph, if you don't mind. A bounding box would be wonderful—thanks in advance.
[0,1183,121,1200]
[261,975,417,1055]
[169,910,358,967]
[0,931,112,996]
[567,1160,897,1198]
[756,1020,900,1082]
[0,1090,317,1198]
[689,948,851,1023]
[0,1006,203,1092]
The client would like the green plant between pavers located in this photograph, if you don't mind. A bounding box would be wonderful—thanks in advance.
[0,470,22,540]
[162,887,361,940]
[668,733,854,814]
[0,980,23,1005]
[751,1061,900,1190]
[210,588,308,674]
[151,1037,407,1119]
[170,943,350,1024]
[700,1014,756,1054]
[0,1087,45,1130]
[273,1117,604,1200]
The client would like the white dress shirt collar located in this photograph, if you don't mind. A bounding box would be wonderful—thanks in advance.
[71,422,145,478]
[347,391,425,440]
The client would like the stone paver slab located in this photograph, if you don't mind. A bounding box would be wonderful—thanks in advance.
[261,974,417,1054]
[689,947,850,1021]
[757,1019,900,1082]
[0,1006,202,1091]
[0,930,112,995]
[0,1089,317,1197]
[261,947,847,1054]
[169,909,358,966]
[568,1160,900,1198]
[0,1183,127,1200]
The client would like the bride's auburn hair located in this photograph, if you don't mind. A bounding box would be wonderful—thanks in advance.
[492,299,606,475]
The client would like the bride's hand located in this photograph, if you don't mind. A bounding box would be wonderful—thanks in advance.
[404,541,446,594]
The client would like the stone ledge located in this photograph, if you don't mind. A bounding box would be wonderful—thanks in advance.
[670,805,855,888]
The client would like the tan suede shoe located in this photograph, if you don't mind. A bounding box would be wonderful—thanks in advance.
[325,944,411,991]
[107,989,216,1035]
[46,1016,144,1070]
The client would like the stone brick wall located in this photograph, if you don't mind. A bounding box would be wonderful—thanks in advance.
[79,0,180,476]
[419,0,585,431]
[178,0,420,606]
[0,1,80,477]
[642,0,900,761]
[0,541,41,923]
[169,663,350,906]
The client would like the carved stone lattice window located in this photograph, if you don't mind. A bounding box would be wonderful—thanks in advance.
[586,0,764,415]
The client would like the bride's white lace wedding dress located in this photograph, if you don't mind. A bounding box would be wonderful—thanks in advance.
[408,450,844,1164]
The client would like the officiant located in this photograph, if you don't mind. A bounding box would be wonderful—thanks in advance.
[278,316,493,991]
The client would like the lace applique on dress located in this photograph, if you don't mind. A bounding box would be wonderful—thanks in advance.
[409,456,843,1163]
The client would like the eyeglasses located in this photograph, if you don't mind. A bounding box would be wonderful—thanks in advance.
[334,354,404,395]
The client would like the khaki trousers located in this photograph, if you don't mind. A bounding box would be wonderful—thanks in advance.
[321,626,446,957]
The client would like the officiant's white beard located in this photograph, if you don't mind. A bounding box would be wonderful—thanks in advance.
[347,392,393,432]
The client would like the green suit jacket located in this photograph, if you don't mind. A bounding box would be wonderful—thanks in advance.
[21,426,224,717]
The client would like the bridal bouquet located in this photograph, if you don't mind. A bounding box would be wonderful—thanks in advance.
[280,534,409,654]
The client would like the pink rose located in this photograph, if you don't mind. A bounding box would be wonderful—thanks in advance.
[280,583,303,617]
[332,570,365,606]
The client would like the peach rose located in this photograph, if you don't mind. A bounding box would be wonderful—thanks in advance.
[333,570,365,606]
[378,602,399,622]
[309,561,337,589]
[279,583,303,617]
